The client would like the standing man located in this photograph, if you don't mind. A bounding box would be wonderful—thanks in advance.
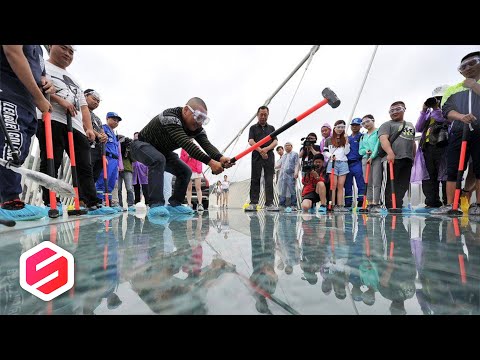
[84,88,107,182]
[36,45,113,215]
[96,112,122,206]
[118,135,135,211]
[378,101,416,209]
[0,45,53,221]
[246,106,278,211]
[432,51,480,216]
[274,145,284,184]
[344,117,366,209]
[277,142,299,210]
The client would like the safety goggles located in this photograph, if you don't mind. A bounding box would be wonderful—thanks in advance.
[458,57,480,72]
[85,90,101,101]
[334,125,346,130]
[389,106,405,114]
[361,118,372,126]
[186,105,210,125]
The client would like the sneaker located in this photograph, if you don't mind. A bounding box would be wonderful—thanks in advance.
[148,205,170,217]
[369,204,387,214]
[468,203,480,216]
[245,204,257,212]
[431,204,454,215]
[197,204,204,212]
[166,205,194,215]
[333,205,348,213]
[265,204,280,212]
[0,200,46,221]
[317,205,327,214]
[291,206,297,212]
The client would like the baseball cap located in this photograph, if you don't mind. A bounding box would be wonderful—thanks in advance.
[351,118,362,125]
[65,45,77,51]
[106,112,122,121]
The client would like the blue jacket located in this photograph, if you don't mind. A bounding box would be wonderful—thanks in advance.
[347,133,363,162]
[103,125,119,157]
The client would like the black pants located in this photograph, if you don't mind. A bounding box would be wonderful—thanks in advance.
[130,140,191,207]
[36,120,98,207]
[422,144,447,207]
[250,154,275,205]
[134,183,149,205]
[384,158,412,209]
[90,144,103,183]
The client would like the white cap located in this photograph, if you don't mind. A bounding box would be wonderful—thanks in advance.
[432,84,449,97]
[65,45,77,51]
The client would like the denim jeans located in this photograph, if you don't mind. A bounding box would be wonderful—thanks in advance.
[118,171,134,207]
[130,140,191,207]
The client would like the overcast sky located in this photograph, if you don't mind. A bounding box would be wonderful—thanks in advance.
[55,45,479,183]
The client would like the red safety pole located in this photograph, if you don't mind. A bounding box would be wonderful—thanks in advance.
[43,94,59,218]
[66,111,87,216]
[388,160,402,214]
[102,142,110,207]
[359,154,371,213]
[328,156,336,212]
[449,124,470,216]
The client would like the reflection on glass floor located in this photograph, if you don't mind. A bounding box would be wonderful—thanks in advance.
[1,209,479,315]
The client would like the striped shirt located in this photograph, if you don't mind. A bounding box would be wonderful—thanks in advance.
[138,107,222,165]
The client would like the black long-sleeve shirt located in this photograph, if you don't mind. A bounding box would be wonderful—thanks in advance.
[138,107,222,165]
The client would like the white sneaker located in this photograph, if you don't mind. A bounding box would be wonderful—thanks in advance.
[197,204,204,211]
[431,204,454,215]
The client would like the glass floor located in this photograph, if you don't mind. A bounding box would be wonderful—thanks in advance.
[1,209,479,315]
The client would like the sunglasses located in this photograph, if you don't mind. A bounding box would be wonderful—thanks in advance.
[389,106,405,114]
[186,105,210,125]
[458,57,480,72]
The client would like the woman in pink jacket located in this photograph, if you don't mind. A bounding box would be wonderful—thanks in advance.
[180,148,204,211]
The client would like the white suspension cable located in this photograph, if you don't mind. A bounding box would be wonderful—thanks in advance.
[346,45,379,128]
[279,46,320,127]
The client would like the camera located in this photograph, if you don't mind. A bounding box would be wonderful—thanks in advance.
[301,137,315,147]
[424,97,439,108]
[302,160,319,173]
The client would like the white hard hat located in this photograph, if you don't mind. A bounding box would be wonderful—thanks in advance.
[432,84,449,97]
